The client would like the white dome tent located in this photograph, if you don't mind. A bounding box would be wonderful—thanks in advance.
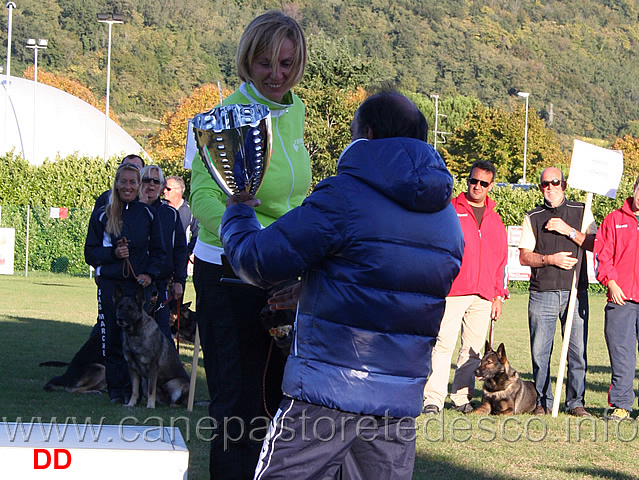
[0,75,146,165]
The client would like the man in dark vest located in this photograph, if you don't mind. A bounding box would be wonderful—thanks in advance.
[518,167,597,417]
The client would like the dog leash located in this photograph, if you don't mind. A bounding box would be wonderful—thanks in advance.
[155,294,174,312]
[176,300,181,354]
[262,339,275,420]
[488,318,495,350]
[117,237,138,279]
[154,291,183,354]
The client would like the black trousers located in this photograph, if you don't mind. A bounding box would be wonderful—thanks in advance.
[194,257,285,480]
[254,398,416,480]
[96,277,135,401]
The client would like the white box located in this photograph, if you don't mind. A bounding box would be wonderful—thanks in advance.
[0,422,188,479]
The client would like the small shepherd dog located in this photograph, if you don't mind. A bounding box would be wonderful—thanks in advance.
[472,341,537,415]
[40,333,106,394]
[114,284,189,408]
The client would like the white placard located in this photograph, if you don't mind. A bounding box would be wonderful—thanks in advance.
[0,228,15,275]
[567,139,623,198]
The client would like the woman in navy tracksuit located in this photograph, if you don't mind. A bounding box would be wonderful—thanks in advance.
[139,164,187,340]
[84,163,165,403]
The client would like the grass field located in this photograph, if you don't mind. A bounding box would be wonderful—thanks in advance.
[1,273,638,479]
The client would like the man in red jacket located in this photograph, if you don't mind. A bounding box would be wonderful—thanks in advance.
[593,175,639,421]
[423,160,508,414]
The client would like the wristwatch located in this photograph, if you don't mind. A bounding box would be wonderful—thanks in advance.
[569,229,577,240]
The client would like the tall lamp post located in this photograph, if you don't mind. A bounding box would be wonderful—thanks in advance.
[430,94,439,150]
[4,2,16,151]
[97,12,123,163]
[25,38,47,164]
[517,91,530,184]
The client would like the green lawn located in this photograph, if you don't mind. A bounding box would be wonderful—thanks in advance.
[0,273,210,479]
[1,274,638,479]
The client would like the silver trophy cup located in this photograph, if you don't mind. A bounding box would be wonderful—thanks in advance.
[193,104,272,197]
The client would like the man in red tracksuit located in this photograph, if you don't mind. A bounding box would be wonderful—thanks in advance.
[423,161,508,415]
[593,175,639,421]
[423,160,509,414]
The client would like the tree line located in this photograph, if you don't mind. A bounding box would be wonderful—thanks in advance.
[5,0,639,144]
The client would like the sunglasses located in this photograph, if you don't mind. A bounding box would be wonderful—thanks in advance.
[142,177,161,185]
[540,179,562,188]
[469,178,490,188]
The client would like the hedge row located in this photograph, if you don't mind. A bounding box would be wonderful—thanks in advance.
[0,153,635,274]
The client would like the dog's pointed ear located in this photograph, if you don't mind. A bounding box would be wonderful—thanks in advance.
[134,284,145,306]
[485,340,492,354]
[496,343,506,361]
[113,283,124,303]
[182,301,191,309]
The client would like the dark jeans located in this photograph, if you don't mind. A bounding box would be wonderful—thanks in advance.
[604,301,639,411]
[528,289,588,410]
[194,257,285,480]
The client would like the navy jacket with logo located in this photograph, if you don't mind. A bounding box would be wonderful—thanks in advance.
[85,199,165,281]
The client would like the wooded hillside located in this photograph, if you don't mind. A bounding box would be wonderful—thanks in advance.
[5,0,639,144]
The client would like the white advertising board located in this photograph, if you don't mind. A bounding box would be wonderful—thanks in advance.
[0,228,15,275]
[508,246,531,281]
[507,225,523,247]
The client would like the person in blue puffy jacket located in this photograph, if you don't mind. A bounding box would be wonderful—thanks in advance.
[221,92,464,480]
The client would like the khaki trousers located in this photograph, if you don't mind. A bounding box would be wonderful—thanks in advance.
[423,295,492,409]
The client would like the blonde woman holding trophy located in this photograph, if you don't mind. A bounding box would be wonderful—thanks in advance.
[189,11,311,480]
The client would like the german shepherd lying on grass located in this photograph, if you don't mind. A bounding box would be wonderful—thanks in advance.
[114,284,189,408]
[40,332,106,394]
[169,300,197,344]
[472,342,537,415]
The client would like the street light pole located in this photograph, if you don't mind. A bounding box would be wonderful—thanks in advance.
[430,94,439,150]
[25,38,47,164]
[430,93,450,151]
[4,2,16,151]
[517,91,530,184]
[97,12,123,163]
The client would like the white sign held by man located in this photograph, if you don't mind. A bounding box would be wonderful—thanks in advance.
[567,139,623,198]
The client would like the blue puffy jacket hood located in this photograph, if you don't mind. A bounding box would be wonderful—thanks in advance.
[338,138,453,213]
